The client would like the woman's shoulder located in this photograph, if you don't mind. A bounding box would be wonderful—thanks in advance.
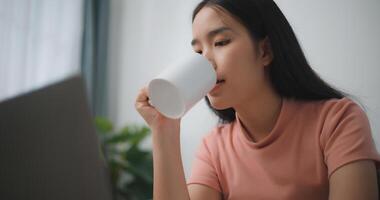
[318,96,361,109]
[290,96,365,119]
[314,97,365,119]
[201,121,236,146]
[297,97,371,145]
[283,97,369,140]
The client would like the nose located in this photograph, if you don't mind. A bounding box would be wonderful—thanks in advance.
[202,49,217,70]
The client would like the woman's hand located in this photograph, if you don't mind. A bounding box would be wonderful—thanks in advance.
[135,86,181,133]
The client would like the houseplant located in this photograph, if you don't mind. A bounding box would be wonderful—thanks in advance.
[95,117,153,200]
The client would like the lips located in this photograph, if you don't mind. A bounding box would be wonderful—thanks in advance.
[216,79,225,84]
[209,79,225,94]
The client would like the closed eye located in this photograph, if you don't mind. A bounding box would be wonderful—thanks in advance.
[194,39,230,54]
[215,39,230,47]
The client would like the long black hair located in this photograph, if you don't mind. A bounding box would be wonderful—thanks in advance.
[192,0,348,124]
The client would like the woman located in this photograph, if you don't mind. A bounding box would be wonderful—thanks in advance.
[135,0,380,199]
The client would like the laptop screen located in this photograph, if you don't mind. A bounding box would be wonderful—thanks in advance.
[0,76,113,200]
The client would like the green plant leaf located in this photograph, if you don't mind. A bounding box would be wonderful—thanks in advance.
[128,125,150,146]
[124,145,146,163]
[125,161,153,184]
[94,117,113,134]
[105,130,131,144]
[95,119,153,200]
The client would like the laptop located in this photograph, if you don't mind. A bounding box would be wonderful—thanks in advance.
[0,75,113,200]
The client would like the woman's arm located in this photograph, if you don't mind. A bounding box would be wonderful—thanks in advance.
[152,127,190,200]
[135,87,221,200]
[188,184,222,200]
[152,126,222,200]
[329,160,378,200]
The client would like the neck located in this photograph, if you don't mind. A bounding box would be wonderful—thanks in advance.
[234,90,282,143]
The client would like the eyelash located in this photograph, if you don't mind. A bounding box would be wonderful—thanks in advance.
[195,39,231,54]
[214,39,230,47]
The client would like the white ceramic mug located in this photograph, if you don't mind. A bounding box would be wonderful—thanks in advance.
[148,53,216,119]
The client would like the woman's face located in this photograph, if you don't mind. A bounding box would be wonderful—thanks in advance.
[192,6,271,110]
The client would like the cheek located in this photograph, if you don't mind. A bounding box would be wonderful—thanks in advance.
[219,42,262,79]
[214,42,246,73]
[217,42,266,94]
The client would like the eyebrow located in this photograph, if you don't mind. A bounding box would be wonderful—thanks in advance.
[191,27,232,46]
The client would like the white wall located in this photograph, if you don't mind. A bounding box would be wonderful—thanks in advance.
[274,0,380,149]
[0,0,83,101]
[107,0,380,179]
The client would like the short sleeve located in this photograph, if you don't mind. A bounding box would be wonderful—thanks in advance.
[321,98,380,178]
[187,136,222,192]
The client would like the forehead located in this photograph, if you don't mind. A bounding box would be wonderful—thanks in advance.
[192,6,237,36]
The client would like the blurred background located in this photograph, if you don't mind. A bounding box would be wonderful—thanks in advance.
[1,0,379,198]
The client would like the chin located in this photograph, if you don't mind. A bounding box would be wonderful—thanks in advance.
[206,95,230,110]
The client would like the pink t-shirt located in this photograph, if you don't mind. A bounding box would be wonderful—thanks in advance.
[187,97,380,200]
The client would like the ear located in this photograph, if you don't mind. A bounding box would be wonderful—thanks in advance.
[258,36,273,67]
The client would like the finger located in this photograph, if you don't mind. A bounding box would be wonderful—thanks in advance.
[136,87,149,102]
[135,100,150,109]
